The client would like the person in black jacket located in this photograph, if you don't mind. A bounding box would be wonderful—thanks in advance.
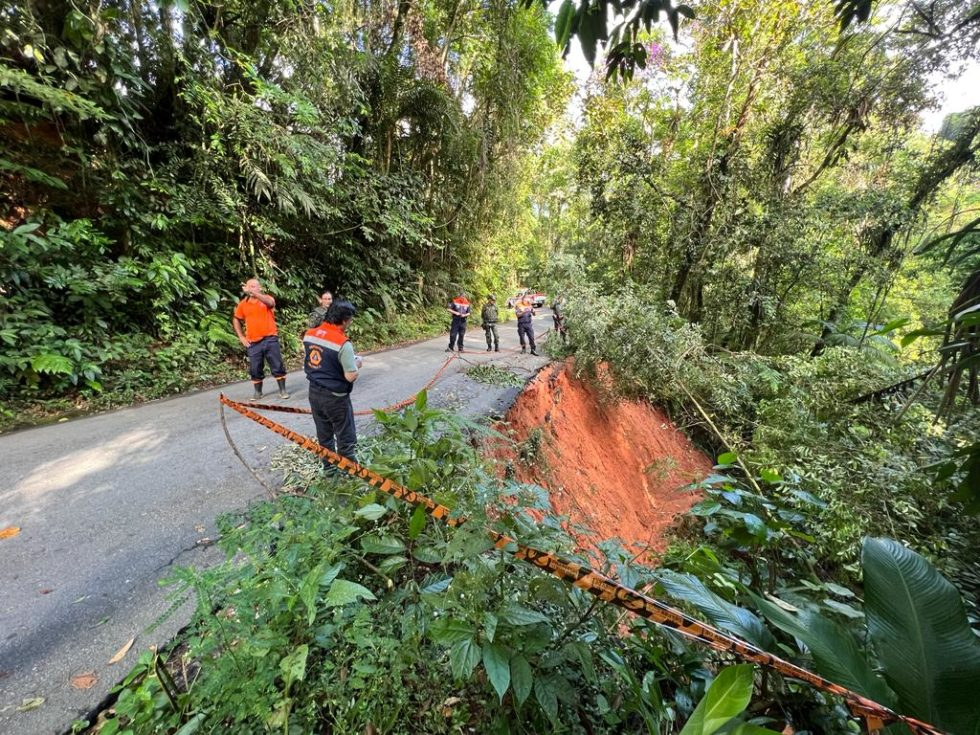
[446,292,472,352]
[303,301,362,470]
[515,297,538,355]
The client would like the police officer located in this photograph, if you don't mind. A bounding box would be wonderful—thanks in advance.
[481,294,500,352]
[515,297,538,355]
[303,301,363,470]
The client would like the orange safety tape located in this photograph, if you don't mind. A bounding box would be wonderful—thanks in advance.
[243,354,459,416]
[219,394,945,735]
[353,353,457,416]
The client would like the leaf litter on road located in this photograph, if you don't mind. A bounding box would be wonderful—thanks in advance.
[0,526,21,540]
[70,672,97,689]
[16,697,45,712]
[108,637,135,664]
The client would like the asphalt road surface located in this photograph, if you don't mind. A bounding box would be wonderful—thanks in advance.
[0,314,552,734]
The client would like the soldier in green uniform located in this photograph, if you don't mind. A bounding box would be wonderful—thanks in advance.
[307,290,333,329]
[481,294,500,352]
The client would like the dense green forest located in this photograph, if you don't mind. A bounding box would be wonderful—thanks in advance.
[4,0,980,733]
[0,0,568,422]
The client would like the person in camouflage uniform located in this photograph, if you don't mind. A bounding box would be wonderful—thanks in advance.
[481,294,500,352]
[307,290,333,329]
[552,295,568,344]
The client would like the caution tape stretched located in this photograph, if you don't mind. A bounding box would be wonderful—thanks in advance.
[218,394,945,735]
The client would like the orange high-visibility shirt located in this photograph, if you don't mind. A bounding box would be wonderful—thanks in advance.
[234,297,278,342]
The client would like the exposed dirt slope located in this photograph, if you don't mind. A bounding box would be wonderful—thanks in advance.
[496,361,712,557]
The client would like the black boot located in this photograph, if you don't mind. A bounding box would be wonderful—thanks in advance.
[251,384,263,401]
[277,378,289,399]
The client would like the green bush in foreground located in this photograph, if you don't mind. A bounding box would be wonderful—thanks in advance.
[91,399,713,734]
[87,397,978,734]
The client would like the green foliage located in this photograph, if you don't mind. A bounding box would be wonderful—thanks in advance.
[102,400,747,734]
[466,363,526,387]
[0,0,569,419]
[862,538,980,735]
[663,471,980,733]
[556,275,980,583]
[549,0,979,357]
[678,665,778,735]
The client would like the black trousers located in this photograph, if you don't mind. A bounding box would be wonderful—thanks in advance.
[248,336,286,385]
[517,321,536,350]
[308,384,357,469]
[449,317,467,350]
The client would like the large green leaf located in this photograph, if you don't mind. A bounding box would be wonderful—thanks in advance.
[511,654,533,706]
[751,593,896,708]
[500,603,550,626]
[323,579,376,607]
[679,664,755,735]
[483,643,511,701]
[534,673,560,722]
[863,537,980,734]
[30,353,75,375]
[658,570,775,650]
[429,618,475,644]
[279,644,309,687]
[449,637,482,680]
[554,0,576,50]
[360,534,406,555]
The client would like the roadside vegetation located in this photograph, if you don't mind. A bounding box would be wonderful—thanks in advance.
[0,0,569,429]
[6,0,980,731]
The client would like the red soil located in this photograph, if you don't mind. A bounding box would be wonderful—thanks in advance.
[494,361,712,558]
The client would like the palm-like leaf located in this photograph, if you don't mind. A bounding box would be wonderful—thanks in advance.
[751,592,896,707]
[863,537,980,735]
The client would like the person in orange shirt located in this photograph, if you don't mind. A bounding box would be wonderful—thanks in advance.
[232,278,289,400]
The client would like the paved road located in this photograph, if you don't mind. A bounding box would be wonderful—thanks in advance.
[0,315,551,734]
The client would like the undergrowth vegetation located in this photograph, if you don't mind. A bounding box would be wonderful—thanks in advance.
[549,262,980,600]
[85,394,980,734]
[1,0,568,428]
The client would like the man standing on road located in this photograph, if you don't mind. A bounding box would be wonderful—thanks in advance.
[446,291,471,353]
[515,296,538,355]
[232,277,289,400]
[481,294,500,352]
[307,290,333,329]
[304,301,362,471]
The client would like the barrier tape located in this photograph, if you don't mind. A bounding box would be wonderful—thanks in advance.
[246,329,550,417]
[246,354,459,416]
[218,394,945,735]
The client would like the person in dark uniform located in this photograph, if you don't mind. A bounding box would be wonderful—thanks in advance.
[303,301,362,470]
[481,294,500,352]
[515,297,538,355]
[446,291,472,352]
[232,277,288,400]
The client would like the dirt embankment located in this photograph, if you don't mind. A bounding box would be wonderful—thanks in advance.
[494,361,713,557]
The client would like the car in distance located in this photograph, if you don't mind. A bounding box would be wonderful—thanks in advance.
[506,288,547,308]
